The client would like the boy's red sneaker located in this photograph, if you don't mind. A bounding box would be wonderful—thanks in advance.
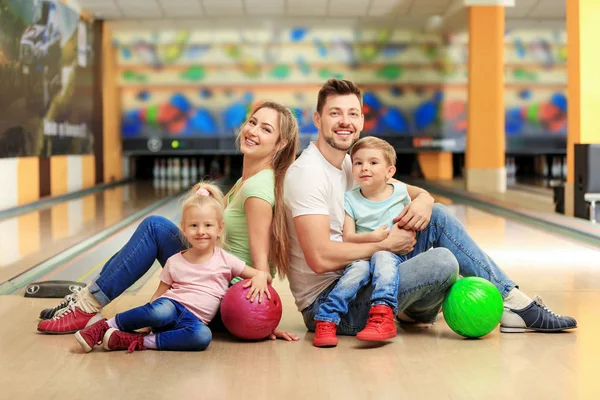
[313,321,338,347]
[356,305,397,341]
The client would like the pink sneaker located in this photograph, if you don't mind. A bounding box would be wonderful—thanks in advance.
[37,306,102,334]
[102,328,147,353]
[74,319,109,352]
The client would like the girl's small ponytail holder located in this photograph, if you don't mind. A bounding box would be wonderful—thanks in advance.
[196,188,210,196]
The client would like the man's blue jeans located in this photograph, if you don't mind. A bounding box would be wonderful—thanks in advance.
[314,253,404,325]
[115,297,212,351]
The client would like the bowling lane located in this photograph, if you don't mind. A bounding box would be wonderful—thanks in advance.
[0,181,183,288]
[441,202,600,294]
[0,193,183,296]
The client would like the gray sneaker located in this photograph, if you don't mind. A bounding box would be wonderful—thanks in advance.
[500,296,577,333]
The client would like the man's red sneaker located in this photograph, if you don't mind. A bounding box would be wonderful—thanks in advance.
[102,328,147,353]
[74,319,109,352]
[356,305,397,341]
[313,321,338,347]
[37,306,103,334]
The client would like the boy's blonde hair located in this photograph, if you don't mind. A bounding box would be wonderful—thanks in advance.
[350,136,397,166]
[180,181,226,247]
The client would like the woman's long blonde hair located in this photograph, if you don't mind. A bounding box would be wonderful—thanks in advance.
[233,100,299,278]
[180,181,226,247]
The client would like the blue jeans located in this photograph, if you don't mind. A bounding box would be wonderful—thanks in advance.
[410,203,516,298]
[88,216,185,306]
[314,253,403,325]
[116,297,212,351]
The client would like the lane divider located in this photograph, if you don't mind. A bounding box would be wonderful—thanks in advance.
[0,179,133,222]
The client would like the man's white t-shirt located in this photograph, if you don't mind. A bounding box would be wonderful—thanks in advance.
[284,142,355,311]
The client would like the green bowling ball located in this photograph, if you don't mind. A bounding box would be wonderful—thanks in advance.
[442,277,504,338]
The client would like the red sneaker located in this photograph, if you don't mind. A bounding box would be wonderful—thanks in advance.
[37,306,103,334]
[356,305,397,341]
[102,328,147,353]
[313,321,338,347]
[74,319,109,353]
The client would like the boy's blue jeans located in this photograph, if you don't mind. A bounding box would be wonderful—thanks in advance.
[314,253,405,325]
[115,297,212,351]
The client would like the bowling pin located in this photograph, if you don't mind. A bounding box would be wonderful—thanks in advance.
[541,156,549,178]
[153,159,159,179]
[190,159,198,182]
[167,158,173,179]
[173,158,180,179]
[160,159,166,179]
[182,158,189,181]
[552,157,560,179]
[199,158,206,180]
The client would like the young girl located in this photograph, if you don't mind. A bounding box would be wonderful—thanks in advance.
[74,182,270,353]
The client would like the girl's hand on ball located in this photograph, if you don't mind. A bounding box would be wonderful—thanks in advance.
[269,328,299,341]
[243,271,271,303]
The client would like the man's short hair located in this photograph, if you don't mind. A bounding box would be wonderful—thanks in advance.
[316,78,363,115]
[350,136,397,166]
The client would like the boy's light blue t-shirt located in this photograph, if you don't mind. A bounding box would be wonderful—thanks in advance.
[344,182,411,233]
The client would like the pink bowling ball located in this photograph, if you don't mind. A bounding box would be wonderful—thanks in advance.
[220,279,283,341]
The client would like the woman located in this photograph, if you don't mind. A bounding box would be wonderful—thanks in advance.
[38,101,300,341]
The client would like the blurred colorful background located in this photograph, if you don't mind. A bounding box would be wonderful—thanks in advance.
[115,27,567,146]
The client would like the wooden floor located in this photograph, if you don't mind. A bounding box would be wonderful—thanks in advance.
[2,204,600,400]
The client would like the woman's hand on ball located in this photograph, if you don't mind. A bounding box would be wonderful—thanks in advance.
[243,271,271,303]
[269,328,300,341]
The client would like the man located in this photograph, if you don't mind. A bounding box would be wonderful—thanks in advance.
[283,78,577,339]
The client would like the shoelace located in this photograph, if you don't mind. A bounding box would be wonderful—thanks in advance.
[533,296,562,318]
[316,323,336,335]
[127,339,145,353]
[52,297,80,320]
[51,293,76,312]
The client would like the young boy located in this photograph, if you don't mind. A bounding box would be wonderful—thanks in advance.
[313,136,411,347]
